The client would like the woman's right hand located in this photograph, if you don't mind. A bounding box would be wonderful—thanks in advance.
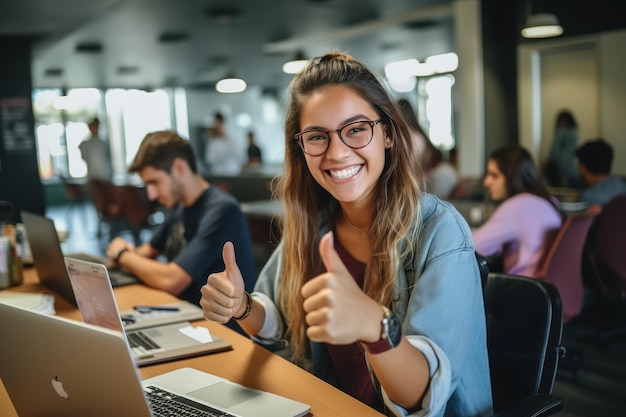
[200,242,246,323]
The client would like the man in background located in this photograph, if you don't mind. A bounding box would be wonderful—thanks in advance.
[575,138,626,207]
[204,112,243,176]
[106,131,257,333]
[245,130,262,166]
[78,118,113,181]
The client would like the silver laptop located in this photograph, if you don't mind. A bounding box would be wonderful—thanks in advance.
[64,256,232,366]
[20,211,138,303]
[0,303,311,417]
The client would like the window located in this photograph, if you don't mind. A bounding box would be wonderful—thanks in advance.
[418,74,456,151]
[32,88,182,182]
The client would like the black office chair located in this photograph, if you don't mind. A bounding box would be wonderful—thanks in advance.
[586,195,626,344]
[484,273,565,417]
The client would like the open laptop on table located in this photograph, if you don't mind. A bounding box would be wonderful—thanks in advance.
[64,256,232,366]
[21,211,138,301]
[0,302,311,417]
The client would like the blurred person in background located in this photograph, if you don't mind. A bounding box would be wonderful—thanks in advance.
[79,118,113,181]
[474,145,563,277]
[575,138,626,207]
[544,109,580,187]
[204,112,243,176]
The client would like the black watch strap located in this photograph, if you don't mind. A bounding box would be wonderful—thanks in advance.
[114,247,129,262]
[361,306,402,354]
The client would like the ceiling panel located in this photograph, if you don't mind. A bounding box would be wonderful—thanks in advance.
[2,0,623,91]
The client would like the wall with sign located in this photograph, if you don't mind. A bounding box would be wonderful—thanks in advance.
[0,37,45,218]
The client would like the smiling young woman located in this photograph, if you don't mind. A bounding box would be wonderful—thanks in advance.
[200,51,493,417]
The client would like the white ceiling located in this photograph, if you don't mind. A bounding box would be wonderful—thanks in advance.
[0,0,456,91]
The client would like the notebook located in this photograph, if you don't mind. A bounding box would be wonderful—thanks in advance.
[0,302,311,417]
[20,211,138,304]
[64,256,232,366]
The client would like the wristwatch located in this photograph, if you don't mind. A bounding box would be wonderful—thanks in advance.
[361,306,402,354]
[113,247,129,263]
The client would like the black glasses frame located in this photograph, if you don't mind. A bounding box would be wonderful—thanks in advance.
[294,119,382,156]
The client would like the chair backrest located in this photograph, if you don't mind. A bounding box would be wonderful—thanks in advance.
[116,185,155,229]
[484,272,564,412]
[590,195,626,290]
[535,206,601,323]
[88,180,124,221]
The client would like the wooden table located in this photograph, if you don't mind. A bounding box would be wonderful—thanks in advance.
[0,268,384,417]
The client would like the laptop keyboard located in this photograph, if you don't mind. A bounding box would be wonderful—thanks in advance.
[127,331,161,351]
[146,385,237,417]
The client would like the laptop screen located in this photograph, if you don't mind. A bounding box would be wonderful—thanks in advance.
[64,256,125,332]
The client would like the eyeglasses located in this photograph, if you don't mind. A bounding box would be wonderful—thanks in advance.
[294,119,382,156]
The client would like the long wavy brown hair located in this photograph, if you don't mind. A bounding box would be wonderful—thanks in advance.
[274,51,424,366]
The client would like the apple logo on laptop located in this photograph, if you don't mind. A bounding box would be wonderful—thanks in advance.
[50,376,69,399]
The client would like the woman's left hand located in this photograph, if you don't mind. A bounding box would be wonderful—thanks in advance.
[301,231,383,345]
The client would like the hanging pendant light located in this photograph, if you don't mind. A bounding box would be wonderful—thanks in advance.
[521,12,563,38]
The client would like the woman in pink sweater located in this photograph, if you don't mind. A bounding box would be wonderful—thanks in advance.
[473,145,563,277]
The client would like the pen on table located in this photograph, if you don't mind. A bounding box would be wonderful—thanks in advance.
[133,305,181,313]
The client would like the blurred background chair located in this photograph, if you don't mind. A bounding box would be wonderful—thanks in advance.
[88,181,158,245]
[535,205,602,324]
[88,180,125,239]
[586,195,626,345]
[533,205,601,382]
[116,184,159,243]
[61,177,89,225]
[484,272,564,417]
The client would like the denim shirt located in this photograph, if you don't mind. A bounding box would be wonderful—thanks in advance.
[252,193,493,417]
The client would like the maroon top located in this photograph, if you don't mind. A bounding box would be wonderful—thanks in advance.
[323,237,385,412]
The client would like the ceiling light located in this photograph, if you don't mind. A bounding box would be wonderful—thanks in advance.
[75,42,103,53]
[117,66,139,75]
[205,5,242,24]
[282,51,309,74]
[521,13,563,38]
[216,73,247,93]
[158,31,190,43]
[45,68,63,77]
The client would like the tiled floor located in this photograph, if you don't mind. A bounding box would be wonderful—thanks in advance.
[551,312,626,416]
[45,201,626,416]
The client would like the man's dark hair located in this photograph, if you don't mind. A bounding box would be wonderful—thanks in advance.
[575,138,613,175]
[129,131,198,174]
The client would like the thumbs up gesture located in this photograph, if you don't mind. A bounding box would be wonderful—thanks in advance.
[301,231,383,345]
[200,242,246,323]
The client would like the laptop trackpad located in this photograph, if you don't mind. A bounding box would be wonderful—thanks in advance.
[189,382,261,408]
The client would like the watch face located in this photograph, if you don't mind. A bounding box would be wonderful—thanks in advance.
[383,310,402,348]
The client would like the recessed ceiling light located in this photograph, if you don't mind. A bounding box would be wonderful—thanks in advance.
[403,19,440,30]
[207,55,230,66]
[117,66,139,75]
[75,42,103,53]
[45,68,63,77]
[205,5,242,23]
[158,32,190,43]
